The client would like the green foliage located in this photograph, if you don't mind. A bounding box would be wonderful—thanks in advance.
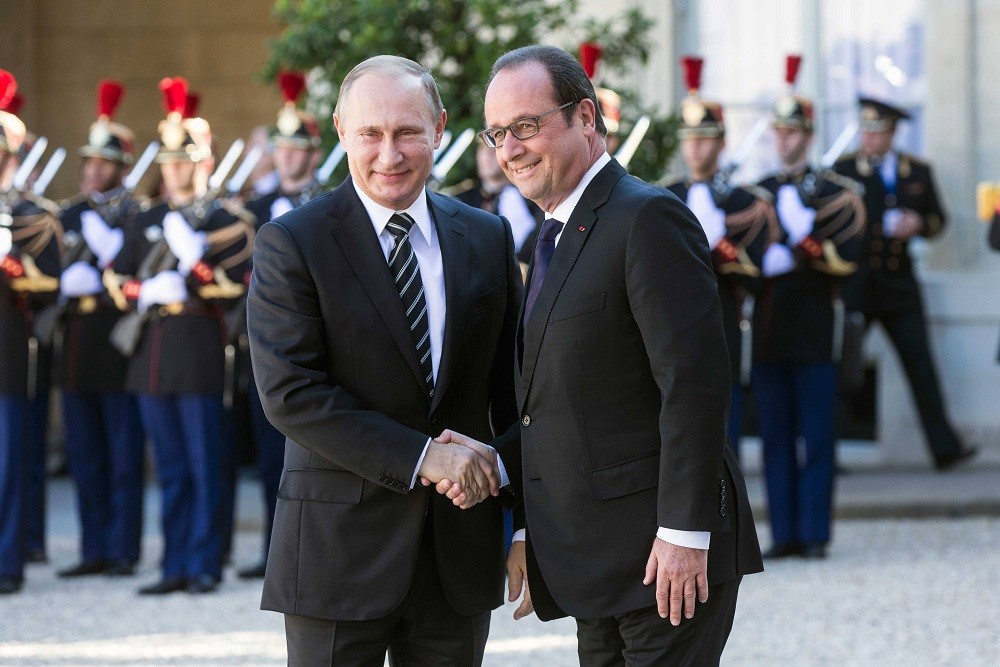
[264,0,678,184]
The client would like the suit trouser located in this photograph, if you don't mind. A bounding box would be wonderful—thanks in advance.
[866,308,964,462]
[23,385,48,555]
[284,525,491,667]
[752,361,836,545]
[0,396,26,579]
[138,394,223,581]
[576,578,741,667]
[247,382,284,561]
[62,390,145,564]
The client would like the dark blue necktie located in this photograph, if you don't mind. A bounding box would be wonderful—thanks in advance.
[386,212,434,397]
[523,217,565,322]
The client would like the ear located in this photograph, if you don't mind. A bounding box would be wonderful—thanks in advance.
[333,114,346,144]
[434,109,447,148]
[577,98,598,136]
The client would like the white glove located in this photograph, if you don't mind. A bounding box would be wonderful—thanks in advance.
[497,185,538,252]
[776,184,816,245]
[685,183,727,248]
[138,270,188,313]
[162,211,207,276]
[762,243,796,277]
[60,261,103,298]
[80,210,125,268]
[269,196,294,222]
[0,227,11,257]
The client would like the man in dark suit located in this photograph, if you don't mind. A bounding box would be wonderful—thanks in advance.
[248,55,522,666]
[439,45,763,666]
[834,98,975,470]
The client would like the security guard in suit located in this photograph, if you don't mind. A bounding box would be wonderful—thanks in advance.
[833,98,976,470]
[753,56,866,560]
[1,71,63,594]
[665,55,776,454]
[237,71,321,580]
[55,80,145,578]
[111,78,254,595]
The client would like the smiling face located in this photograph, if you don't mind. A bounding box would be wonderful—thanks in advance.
[484,61,601,213]
[334,71,445,210]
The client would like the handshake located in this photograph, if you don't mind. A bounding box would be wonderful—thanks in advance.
[417,430,502,509]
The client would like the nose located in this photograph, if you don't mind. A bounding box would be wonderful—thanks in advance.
[378,136,403,167]
[499,133,525,163]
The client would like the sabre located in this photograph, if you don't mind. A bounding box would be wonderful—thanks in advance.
[123,141,161,193]
[820,121,859,170]
[207,138,245,193]
[431,128,475,182]
[433,130,453,163]
[614,115,651,171]
[315,143,346,185]
[31,147,66,197]
[12,136,48,192]
[709,117,769,204]
[226,146,263,196]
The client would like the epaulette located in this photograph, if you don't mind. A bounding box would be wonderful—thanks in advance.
[221,198,257,225]
[824,171,865,196]
[898,151,927,168]
[657,172,686,188]
[59,193,88,210]
[438,178,477,198]
[740,183,774,204]
[139,195,163,212]
[836,150,860,164]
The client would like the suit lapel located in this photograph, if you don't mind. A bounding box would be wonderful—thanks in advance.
[327,179,428,396]
[518,160,627,400]
[428,191,470,413]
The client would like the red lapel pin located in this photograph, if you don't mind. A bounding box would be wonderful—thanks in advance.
[578,226,586,232]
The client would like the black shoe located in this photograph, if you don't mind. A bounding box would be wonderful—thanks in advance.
[58,560,108,578]
[26,549,48,564]
[935,447,977,471]
[801,542,828,559]
[138,578,186,595]
[237,563,267,580]
[0,577,23,595]
[186,575,218,594]
[762,543,802,559]
[104,561,137,577]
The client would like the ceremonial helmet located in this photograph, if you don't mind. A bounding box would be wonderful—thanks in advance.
[579,42,620,137]
[858,97,911,133]
[156,76,212,163]
[773,55,814,132]
[80,80,135,165]
[0,70,27,156]
[271,71,321,149]
[677,56,725,139]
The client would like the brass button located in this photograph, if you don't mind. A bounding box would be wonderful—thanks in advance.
[522,415,531,427]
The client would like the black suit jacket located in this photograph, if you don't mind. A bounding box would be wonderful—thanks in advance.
[248,178,522,621]
[511,160,762,621]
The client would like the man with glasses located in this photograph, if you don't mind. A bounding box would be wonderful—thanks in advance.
[435,45,762,666]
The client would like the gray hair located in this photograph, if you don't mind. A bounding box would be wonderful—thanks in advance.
[335,55,444,119]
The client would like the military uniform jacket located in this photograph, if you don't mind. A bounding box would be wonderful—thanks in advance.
[454,184,544,265]
[833,151,945,315]
[755,168,866,363]
[0,199,61,396]
[57,196,140,392]
[666,179,775,377]
[115,200,252,395]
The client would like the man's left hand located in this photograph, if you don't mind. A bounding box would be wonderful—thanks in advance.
[890,209,923,239]
[643,537,708,626]
[419,430,500,509]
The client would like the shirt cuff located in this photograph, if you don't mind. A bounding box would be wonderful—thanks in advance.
[512,529,526,543]
[656,528,711,550]
[492,446,510,488]
[409,438,432,489]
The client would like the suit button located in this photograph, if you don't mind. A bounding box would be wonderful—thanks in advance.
[379,474,387,483]
[522,415,531,427]
[720,506,728,517]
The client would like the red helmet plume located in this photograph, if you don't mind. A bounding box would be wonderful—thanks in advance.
[681,56,704,94]
[0,70,17,110]
[278,71,307,105]
[159,77,188,116]
[785,54,803,87]
[579,43,603,79]
[97,80,124,119]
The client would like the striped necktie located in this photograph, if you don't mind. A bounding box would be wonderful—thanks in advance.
[386,212,434,396]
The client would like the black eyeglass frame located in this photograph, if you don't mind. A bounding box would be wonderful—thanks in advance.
[479,100,581,148]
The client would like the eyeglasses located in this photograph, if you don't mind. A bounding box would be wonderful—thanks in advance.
[479,100,580,148]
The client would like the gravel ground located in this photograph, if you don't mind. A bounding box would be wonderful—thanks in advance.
[1,481,997,666]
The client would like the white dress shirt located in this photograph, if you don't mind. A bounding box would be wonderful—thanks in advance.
[353,182,509,490]
[512,153,710,551]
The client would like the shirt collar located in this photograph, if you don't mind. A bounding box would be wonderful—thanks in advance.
[548,152,612,222]
[353,180,434,245]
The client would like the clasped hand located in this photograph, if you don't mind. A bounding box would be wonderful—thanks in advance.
[418,429,500,509]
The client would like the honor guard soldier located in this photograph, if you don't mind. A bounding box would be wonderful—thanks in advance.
[52,80,145,578]
[833,98,976,470]
[237,71,322,579]
[665,55,776,453]
[1,70,63,594]
[753,55,866,560]
[110,77,254,595]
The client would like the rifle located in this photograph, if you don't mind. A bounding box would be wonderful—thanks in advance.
[31,148,66,198]
[110,139,246,356]
[798,121,859,203]
[33,143,159,346]
[430,128,475,185]
[708,117,769,205]
[614,115,651,172]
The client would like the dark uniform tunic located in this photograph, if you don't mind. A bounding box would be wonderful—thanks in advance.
[833,151,968,466]
[753,167,865,549]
